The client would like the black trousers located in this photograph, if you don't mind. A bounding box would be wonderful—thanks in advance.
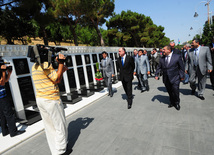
[210,71,214,89]
[122,79,133,104]
[0,96,17,136]
[164,76,180,105]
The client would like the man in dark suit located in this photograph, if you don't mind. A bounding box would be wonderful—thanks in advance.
[209,37,214,90]
[132,49,140,88]
[170,41,181,55]
[117,47,135,109]
[155,45,185,110]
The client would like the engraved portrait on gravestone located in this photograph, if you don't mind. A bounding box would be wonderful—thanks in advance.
[13,58,30,75]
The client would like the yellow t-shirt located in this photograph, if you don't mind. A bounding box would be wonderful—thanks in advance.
[32,62,60,100]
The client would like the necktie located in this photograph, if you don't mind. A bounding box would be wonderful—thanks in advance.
[185,52,187,60]
[165,56,169,66]
[103,58,106,67]
[194,49,198,66]
[121,57,124,66]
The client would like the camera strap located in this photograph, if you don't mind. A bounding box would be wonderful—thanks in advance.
[33,46,42,67]
[48,51,52,67]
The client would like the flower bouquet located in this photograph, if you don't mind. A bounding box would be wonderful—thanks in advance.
[95,62,103,81]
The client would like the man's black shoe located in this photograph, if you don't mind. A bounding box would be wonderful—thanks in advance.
[168,104,173,108]
[110,94,113,97]
[10,130,26,137]
[198,95,205,100]
[141,89,146,93]
[60,149,73,155]
[3,130,9,136]
[128,104,132,109]
[191,90,196,95]
[175,104,180,111]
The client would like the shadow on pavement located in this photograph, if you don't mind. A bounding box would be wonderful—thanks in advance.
[157,86,192,96]
[206,84,213,90]
[157,86,167,92]
[121,94,127,100]
[67,117,94,149]
[151,95,169,105]
[121,94,135,100]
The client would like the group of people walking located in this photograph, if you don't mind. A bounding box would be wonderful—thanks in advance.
[1,39,213,155]
[100,39,213,112]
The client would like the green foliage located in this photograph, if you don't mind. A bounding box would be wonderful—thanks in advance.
[0,0,171,47]
[81,0,115,46]
[0,6,35,44]
[201,23,213,45]
[106,10,170,47]
[95,62,103,80]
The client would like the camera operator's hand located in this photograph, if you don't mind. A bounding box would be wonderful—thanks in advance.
[1,65,6,72]
[56,53,66,64]
[63,65,68,73]
[7,66,12,74]
[55,53,66,84]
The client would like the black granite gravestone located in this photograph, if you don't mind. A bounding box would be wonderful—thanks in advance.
[17,76,36,107]
[67,68,94,97]
[99,53,102,62]
[66,55,73,67]
[114,53,118,59]
[75,55,82,66]
[84,55,90,64]
[86,66,93,83]
[17,76,41,125]
[13,58,30,75]
[92,54,98,63]
[110,53,113,60]
[67,68,76,89]
[78,67,85,86]
[58,76,82,104]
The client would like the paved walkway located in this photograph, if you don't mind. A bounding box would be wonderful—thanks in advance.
[2,77,214,155]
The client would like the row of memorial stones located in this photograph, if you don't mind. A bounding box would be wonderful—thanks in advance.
[5,51,134,125]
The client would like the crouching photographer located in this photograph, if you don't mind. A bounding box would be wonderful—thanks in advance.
[28,45,72,155]
[0,57,26,137]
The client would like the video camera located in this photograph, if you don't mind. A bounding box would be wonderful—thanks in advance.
[27,44,68,65]
[0,58,12,71]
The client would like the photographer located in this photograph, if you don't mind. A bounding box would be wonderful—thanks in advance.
[32,50,71,155]
[0,59,26,137]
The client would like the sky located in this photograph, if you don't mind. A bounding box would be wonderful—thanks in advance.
[103,0,214,45]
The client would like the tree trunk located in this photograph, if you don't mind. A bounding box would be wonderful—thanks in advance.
[70,26,78,46]
[91,18,105,46]
[66,16,78,46]
[42,28,48,45]
[6,37,14,44]
[131,32,139,47]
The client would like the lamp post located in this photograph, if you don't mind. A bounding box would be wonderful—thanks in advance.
[194,0,212,26]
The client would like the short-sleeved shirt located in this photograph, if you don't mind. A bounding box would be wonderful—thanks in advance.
[32,62,60,100]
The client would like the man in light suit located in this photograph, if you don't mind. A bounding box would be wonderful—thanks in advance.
[185,39,213,100]
[132,49,141,88]
[182,43,191,84]
[155,45,185,110]
[100,51,115,97]
[134,49,150,92]
[117,47,135,109]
